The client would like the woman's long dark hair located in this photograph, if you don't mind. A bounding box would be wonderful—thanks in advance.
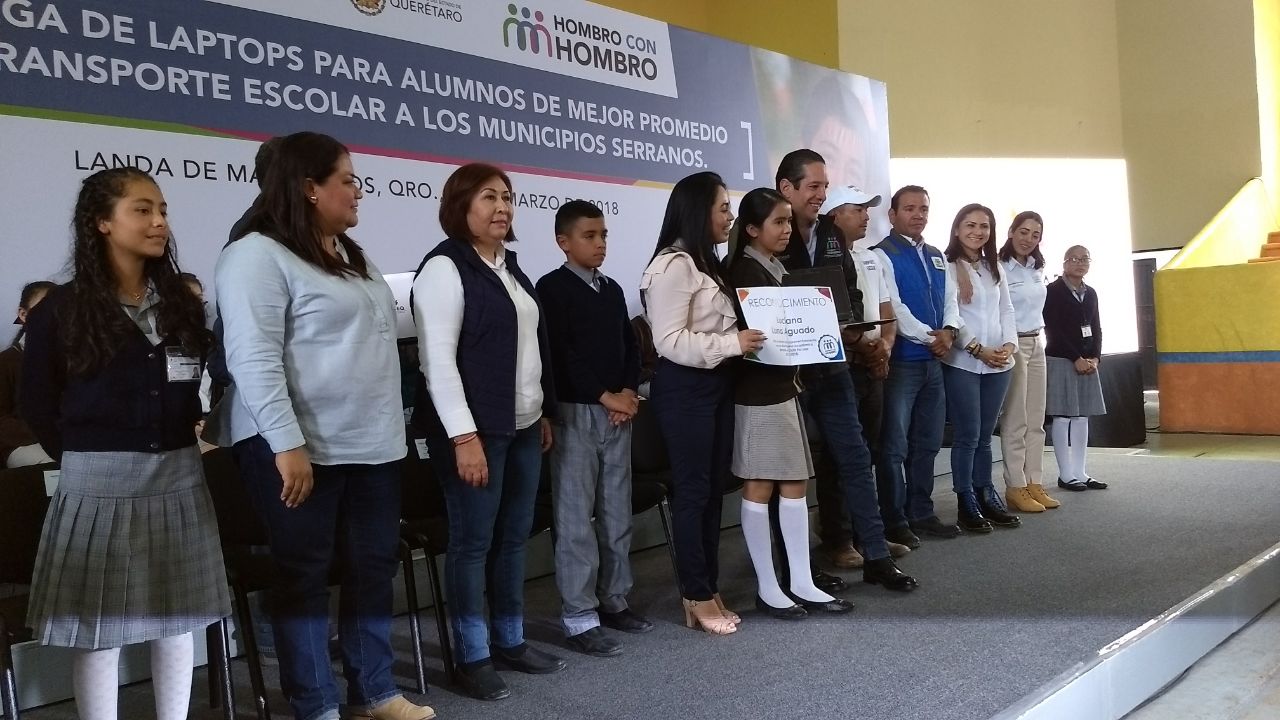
[234,131,370,279]
[726,188,789,270]
[650,171,732,297]
[945,203,1001,281]
[998,210,1046,269]
[10,280,56,347]
[61,167,212,374]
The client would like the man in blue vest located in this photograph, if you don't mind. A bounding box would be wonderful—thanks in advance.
[874,185,962,544]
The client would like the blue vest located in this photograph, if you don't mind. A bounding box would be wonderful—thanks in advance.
[410,238,555,438]
[877,234,946,362]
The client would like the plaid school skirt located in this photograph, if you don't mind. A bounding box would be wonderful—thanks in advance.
[26,445,231,649]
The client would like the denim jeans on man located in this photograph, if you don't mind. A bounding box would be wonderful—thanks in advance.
[234,434,402,720]
[427,422,543,665]
[878,359,946,526]
[796,368,889,561]
[942,365,1013,494]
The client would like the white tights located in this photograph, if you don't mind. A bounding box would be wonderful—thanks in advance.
[73,632,194,720]
[1051,416,1090,483]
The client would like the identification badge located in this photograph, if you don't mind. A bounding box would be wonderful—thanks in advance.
[931,256,945,270]
[165,347,201,382]
[414,438,430,459]
[862,259,878,271]
[43,469,60,497]
[1081,325,1093,338]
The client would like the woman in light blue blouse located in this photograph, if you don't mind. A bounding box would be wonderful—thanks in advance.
[215,132,432,720]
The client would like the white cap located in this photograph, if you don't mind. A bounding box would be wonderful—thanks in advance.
[819,185,882,215]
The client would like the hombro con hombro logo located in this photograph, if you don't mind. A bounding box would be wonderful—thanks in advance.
[501,4,660,80]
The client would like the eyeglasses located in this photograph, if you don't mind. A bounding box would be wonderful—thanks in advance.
[1065,256,1092,264]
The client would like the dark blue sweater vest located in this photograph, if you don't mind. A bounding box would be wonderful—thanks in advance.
[877,234,946,362]
[410,239,556,438]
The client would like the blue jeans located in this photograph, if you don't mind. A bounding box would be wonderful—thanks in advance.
[878,359,946,526]
[943,365,1013,494]
[234,435,401,720]
[427,423,542,665]
[798,369,889,560]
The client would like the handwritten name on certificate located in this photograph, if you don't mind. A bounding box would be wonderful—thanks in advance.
[737,286,845,366]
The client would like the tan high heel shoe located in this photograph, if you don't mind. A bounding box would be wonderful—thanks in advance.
[683,598,737,635]
[712,593,741,624]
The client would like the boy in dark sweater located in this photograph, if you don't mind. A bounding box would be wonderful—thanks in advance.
[536,201,651,657]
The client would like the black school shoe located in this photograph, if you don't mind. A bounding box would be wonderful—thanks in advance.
[1057,478,1088,492]
[490,643,567,674]
[457,661,510,701]
[600,608,654,634]
[565,627,623,657]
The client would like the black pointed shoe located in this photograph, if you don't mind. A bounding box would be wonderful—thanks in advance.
[787,591,855,614]
[754,595,808,620]
[956,492,993,533]
[885,525,922,549]
[599,608,654,634]
[977,486,1021,528]
[1057,478,1088,492]
[1084,477,1109,489]
[862,557,919,592]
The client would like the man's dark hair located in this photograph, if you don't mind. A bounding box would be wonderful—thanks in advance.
[554,200,604,236]
[774,148,825,190]
[890,184,929,211]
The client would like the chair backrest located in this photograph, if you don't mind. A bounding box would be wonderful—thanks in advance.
[0,462,56,585]
[631,398,669,475]
[400,433,448,523]
[202,447,270,547]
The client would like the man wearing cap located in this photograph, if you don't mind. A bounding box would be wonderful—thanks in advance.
[874,185,963,545]
[773,149,918,595]
[819,186,902,559]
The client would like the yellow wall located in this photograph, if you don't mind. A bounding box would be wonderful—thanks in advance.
[1117,0,1264,252]
[594,0,839,68]
[1256,0,1280,216]
[836,0,1125,159]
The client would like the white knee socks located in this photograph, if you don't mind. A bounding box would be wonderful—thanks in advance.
[73,647,121,720]
[778,497,835,603]
[740,500,792,608]
[1070,417,1090,480]
[71,633,194,720]
[151,632,194,720]
[1052,417,1090,483]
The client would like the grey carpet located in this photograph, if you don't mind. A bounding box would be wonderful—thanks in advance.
[18,453,1280,720]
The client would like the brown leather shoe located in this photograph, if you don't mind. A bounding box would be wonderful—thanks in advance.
[350,695,436,720]
[887,541,911,558]
[1027,482,1061,508]
[823,541,864,569]
[1005,486,1045,513]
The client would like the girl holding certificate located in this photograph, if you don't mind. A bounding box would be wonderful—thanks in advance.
[725,188,851,619]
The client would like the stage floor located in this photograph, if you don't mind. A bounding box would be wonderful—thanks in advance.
[18,451,1280,720]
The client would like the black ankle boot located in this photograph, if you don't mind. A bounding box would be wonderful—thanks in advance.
[956,491,993,533]
[978,486,1022,528]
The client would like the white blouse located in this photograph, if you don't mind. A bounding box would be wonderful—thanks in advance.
[640,249,741,369]
[943,260,1017,375]
[1001,256,1048,334]
[413,247,543,438]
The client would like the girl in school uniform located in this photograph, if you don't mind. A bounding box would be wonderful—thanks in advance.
[21,167,230,720]
[725,187,852,619]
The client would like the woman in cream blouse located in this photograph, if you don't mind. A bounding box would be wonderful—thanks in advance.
[640,171,763,635]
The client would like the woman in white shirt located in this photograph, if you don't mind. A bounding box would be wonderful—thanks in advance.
[997,211,1059,513]
[941,204,1020,534]
[217,132,431,720]
[640,172,763,635]
[411,163,562,700]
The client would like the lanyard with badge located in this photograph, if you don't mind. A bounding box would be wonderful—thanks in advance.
[165,346,201,382]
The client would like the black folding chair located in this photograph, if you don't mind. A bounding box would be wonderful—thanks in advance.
[630,399,681,589]
[0,462,56,720]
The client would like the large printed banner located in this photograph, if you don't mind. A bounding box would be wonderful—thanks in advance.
[0,0,890,314]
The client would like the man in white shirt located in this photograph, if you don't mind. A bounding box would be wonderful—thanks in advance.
[818,186,908,560]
